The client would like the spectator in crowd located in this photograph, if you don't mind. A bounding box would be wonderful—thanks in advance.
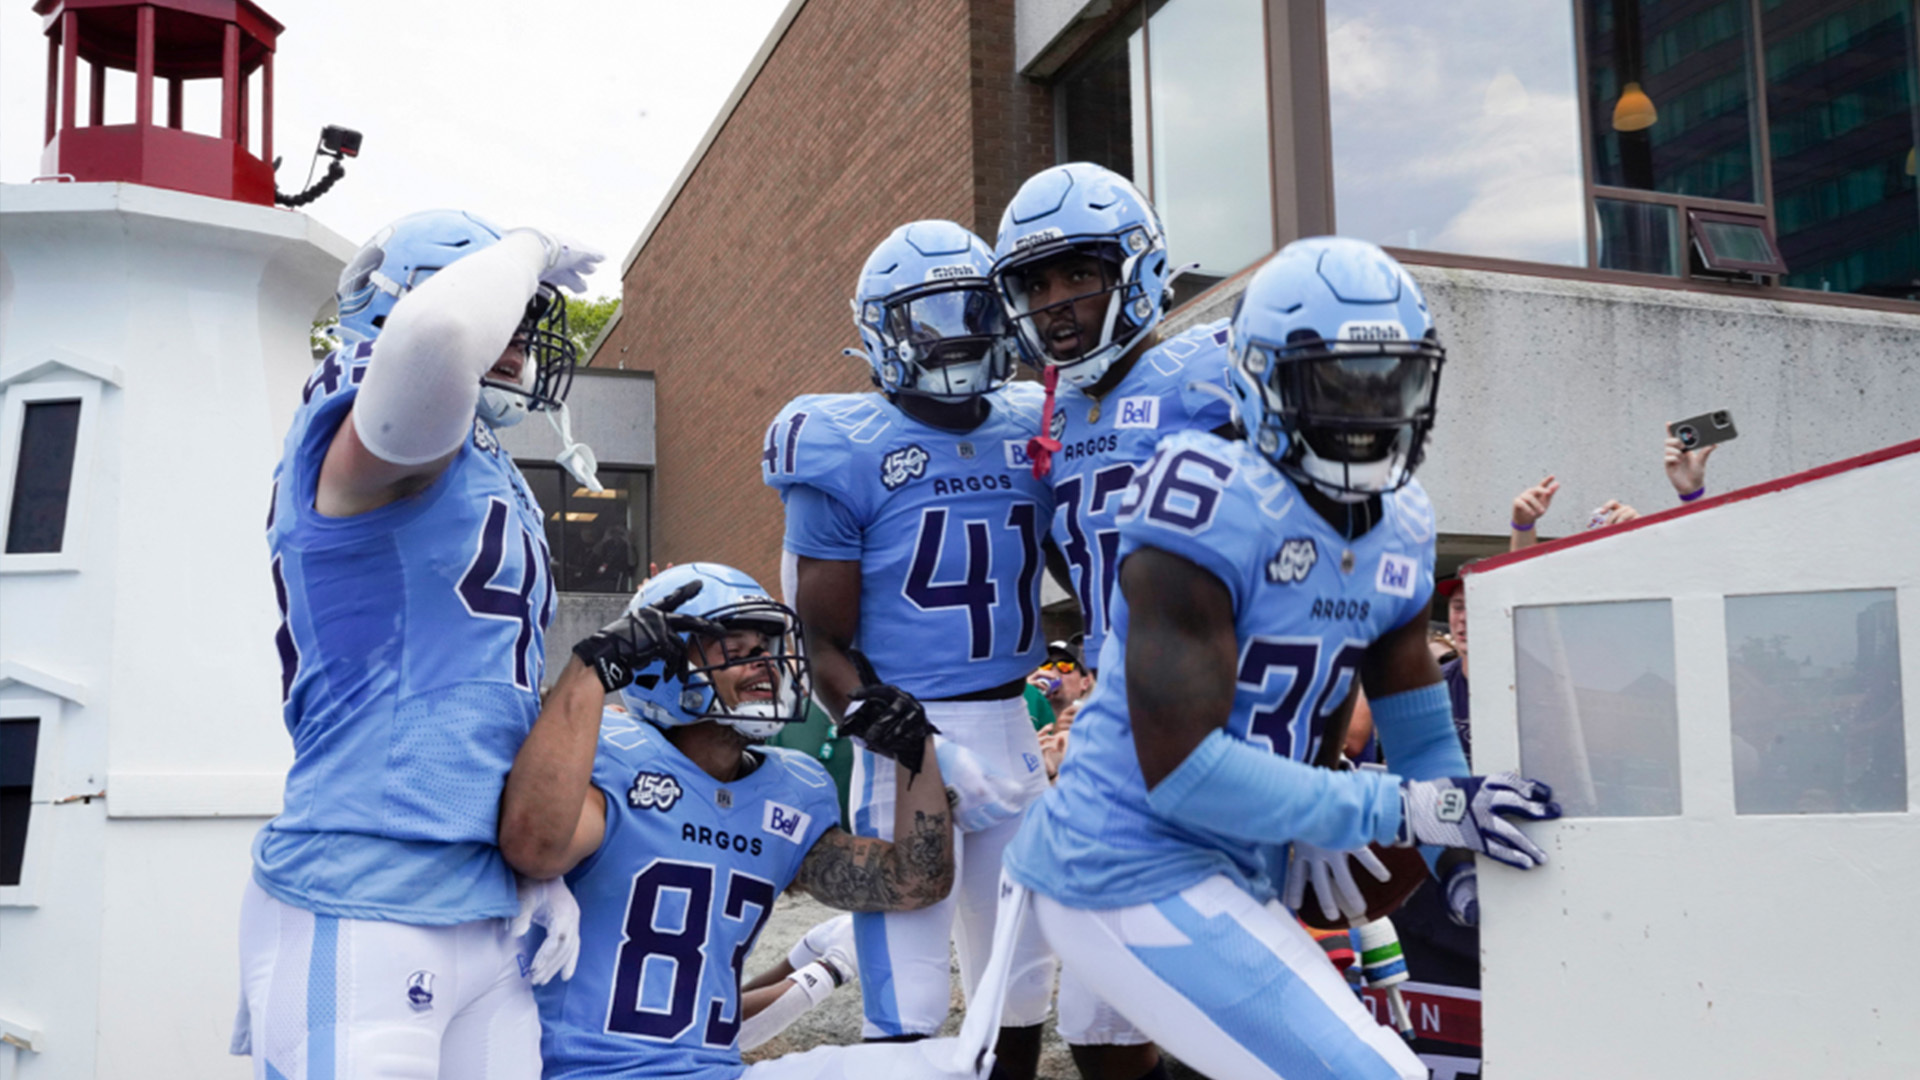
[1029,637,1094,716]
[1508,427,1720,552]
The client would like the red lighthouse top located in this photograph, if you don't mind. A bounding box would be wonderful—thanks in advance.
[36,0,286,206]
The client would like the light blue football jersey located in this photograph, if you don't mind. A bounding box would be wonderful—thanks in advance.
[765,384,1054,698]
[252,342,553,924]
[1004,430,1445,909]
[1044,319,1234,667]
[537,714,840,1080]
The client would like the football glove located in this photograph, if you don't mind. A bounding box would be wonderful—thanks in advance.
[1396,771,1560,870]
[841,648,938,777]
[934,734,1029,832]
[516,228,605,294]
[571,580,720,692]
[1282,840,1393,924]
[511,875,581,985]
[1442,860,1479,928]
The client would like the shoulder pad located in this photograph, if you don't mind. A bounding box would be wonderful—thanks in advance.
[991,380,1047,429]
[761,746,835,792]
[762,393,897,505]
[1139,318,1231,380]
[1385,477,1437,547]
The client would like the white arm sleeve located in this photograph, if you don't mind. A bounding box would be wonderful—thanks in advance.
[351,230,547,465]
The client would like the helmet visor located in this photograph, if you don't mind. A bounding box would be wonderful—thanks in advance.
[883,284,1008,355]
[1247,339,1442,464]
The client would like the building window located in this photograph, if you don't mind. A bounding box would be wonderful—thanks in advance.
[519,464,651,595]
[1725,589,1905,815]
[1763,0,1920,296]
[1515,600,1682,818]
[1327,0,1588,266]
[4,400,82,555]
[0,717,38,887]
[1057,0,1274,288]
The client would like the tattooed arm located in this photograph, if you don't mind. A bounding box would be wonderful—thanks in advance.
[791,735,955,911]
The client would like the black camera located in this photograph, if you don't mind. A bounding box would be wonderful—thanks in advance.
[321,125,363,159]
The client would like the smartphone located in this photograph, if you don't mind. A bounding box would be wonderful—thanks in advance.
[1668,409,1738,452]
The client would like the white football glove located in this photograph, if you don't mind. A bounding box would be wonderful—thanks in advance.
[786,912,858,985]
[511,875,581,985]
[514,228,604,294]
[934,734,1029,832]
[1282,840,1393,923]
[1397,771,1560,870]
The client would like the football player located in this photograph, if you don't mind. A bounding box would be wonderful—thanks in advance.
[991,162,1237,1080]
[499,563,979,1079]
[235,210,602,1079]
[763,221,1057,1078]
[1000,237,1562,1080]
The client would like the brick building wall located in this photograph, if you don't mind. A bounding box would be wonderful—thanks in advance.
[595,0,1052,592]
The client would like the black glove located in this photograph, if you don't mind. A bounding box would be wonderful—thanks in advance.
[840,648,938,777]
[572,581,719,693]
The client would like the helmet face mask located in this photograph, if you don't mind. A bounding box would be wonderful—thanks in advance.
[862,279,1013,401]
[1230,238,1446,500]
[618,564,811,742]
[479,285,578,428]
[855,221,1016,402]
[992,165,1170,388]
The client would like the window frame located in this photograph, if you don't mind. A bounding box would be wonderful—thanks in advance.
[517,461,654,596]
[0,679,74,909]
[1044,0,1917,313]
[0,374,105,575]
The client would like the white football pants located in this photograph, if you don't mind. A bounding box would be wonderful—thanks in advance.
[848,696,1055,1038]
[233,878,539,1080]
[1032,875,1426,1080]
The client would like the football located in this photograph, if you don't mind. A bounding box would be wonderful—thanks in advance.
[1295,842,1430,931]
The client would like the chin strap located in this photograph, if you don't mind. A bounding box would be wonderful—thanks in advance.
[546,401,602,492]
[1025,365,1063,480]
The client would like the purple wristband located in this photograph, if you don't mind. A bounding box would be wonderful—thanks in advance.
[1510,520,1535,531]
[1679,487,1705,503]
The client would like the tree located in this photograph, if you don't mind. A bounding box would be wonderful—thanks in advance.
[563,295,620,358]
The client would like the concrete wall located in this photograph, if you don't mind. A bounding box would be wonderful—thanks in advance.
[1167,262,1920,554]
[496,368,656,468]
[1410,266,1920,545]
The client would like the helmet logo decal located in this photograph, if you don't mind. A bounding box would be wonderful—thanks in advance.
[881,444,931,490]
[926,264,977,281]
[628,770,684,812]
[1335,320,1408,343]
[1013,227,1065,250]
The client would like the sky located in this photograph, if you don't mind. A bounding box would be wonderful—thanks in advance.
[0,0,793,299]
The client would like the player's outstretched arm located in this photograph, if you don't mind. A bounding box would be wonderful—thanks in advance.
[791,733,955,912]
[498,657,609,879]
[1122,545,1240,788]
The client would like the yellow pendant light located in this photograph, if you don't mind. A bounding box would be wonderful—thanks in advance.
[1613,82,1658,132]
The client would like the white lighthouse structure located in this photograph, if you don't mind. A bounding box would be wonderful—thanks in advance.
[0,2,352,1076]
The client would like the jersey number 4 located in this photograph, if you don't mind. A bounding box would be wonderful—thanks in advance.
[456,497,549,691]
[902,504,1044,661]
[607,859,777,1047]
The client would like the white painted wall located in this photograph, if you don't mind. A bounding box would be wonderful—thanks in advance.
[0,182,351,1080]
[1463,445,1920,1078]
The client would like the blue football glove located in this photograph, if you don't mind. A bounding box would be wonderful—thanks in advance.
[1442,860,1479,928]
[1397,771,1560,869]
